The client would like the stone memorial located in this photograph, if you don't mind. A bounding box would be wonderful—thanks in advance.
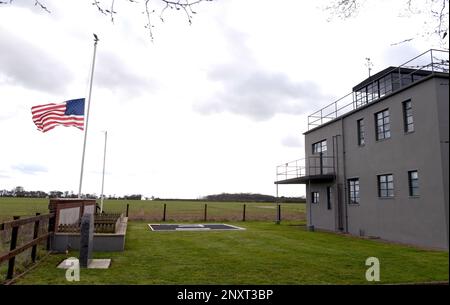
[79,213,94,268]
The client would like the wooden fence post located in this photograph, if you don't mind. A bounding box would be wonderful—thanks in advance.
[204,204,207,221]
[126,203,129,217]
[242,204,246,222]
[7,216,20,280]
[163,204,166,222]
[46,214,55,251]
[31,213,40,263]
[276,204,281,224]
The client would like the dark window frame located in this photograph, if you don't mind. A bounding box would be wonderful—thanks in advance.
[348,178,360,204]
[326,186,332,210]
[375,109,391,141]
[311,191,320,204]
[378,174,394,198]
[312,140,327,154]
[357,118,365,146]
[408,170,419,197]
[403,99,414,133]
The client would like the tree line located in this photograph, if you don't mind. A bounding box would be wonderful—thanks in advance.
[201,193,305,203]
[0,186,142,200]
[0,187,305,203]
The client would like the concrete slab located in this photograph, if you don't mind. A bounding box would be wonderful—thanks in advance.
[148,223,246,231]
[57,257,79,269]
[87,259,111,269]
[57,258,111,269]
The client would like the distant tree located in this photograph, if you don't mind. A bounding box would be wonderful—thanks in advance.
[84,193,98,199]
[326,0,449,48]
[0,0,215,40]
[36,190,48,198]
[124,194,142,200]
[49,190,63,198]
[202,193,307,203]
[14,186,25,197]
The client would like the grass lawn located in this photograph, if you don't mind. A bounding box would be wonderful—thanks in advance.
[14,221,449,285]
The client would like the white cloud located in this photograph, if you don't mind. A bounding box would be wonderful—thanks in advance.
[0,0,444,198]
[281,135,302,148]
[11,163,48,175]
[0,25,73,93]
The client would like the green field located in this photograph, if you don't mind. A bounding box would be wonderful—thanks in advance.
[0,198,448,284]
[0,198,305,222]
[13,221,450,284]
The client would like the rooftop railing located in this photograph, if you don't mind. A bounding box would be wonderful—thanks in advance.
[307,49,449,130]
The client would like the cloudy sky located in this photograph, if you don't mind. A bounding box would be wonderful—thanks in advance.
[0,0,445,198]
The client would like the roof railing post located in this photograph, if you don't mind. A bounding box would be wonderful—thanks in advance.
[285,163,288,180]
[430,49,434,72]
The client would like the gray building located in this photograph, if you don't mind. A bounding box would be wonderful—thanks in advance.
[275,49,449,250]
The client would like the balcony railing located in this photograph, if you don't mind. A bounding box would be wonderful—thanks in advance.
[276,155,335,183]
[307,49,449,130]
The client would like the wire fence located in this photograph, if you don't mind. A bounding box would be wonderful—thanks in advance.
[109,202,306,222]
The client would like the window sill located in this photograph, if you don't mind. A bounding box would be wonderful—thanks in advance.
[404,130,415,135]
[378,197,395,200]
[376,137,391,143]
[409,195,420,199]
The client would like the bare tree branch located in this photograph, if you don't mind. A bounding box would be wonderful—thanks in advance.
[325,0,449,48]
[1,0,213,40]
[325,0,363,20]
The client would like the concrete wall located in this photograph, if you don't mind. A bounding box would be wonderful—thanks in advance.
[52,217,128,252]
[52,233,126,252]
[304,75,449,250]
[305,119,343,231]
[307,183,340,231]
[435,77,449,250]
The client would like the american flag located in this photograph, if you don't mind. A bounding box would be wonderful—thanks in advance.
[31,98,85,133]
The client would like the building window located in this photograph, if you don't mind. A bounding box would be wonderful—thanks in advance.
[403,100,414,133]
[378,174,394,198]
[357,119,365,146]
[408,170,419,196]
[375,109,391,140]
[367,81,379,102]
[312,140,327,154]
[326,187,332,210]
[348,178,360,204]
[379,75,392,97]
[311,192,319,204]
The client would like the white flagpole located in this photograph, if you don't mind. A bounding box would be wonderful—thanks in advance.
[78,34,99,198]
[100,130,107,213]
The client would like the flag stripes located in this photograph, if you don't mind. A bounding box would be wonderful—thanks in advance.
[31,99,85,133]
